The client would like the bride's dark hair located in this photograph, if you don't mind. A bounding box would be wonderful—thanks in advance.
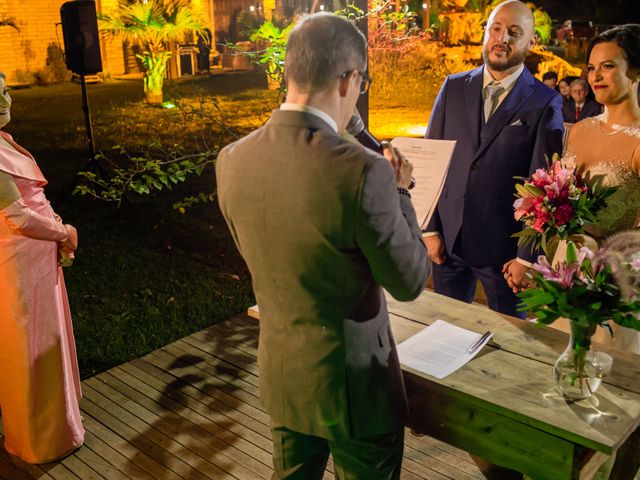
[586,24,640,72]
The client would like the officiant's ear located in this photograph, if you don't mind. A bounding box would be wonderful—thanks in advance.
[338,70,358,98]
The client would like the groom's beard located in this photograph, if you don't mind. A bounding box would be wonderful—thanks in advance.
[483,45,527,72]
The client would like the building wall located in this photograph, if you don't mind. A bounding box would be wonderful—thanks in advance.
[96,0,126,77]
[1,0,215,85]
[1,0,64,84]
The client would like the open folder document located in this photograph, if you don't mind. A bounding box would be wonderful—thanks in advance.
[391,137,455,230]
[397,320,494,379]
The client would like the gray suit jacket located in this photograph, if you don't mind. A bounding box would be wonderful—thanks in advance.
[216,110,429,440]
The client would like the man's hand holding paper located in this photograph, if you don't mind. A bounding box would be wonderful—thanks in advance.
[388,137,455,230]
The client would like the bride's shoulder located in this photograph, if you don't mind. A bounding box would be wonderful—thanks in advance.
[564,115,602,144]
[575,114,604,131]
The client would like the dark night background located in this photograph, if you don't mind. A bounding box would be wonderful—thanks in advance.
[534,0,639,26]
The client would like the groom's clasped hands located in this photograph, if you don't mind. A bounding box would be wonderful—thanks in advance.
[502,258,532,293]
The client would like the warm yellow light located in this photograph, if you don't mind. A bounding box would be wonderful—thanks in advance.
[405,124,428,136]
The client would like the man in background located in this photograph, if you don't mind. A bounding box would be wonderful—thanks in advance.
[423,0,563,317]
[216,12,429,479]
[542,71,558,89]
[562,78,602,123]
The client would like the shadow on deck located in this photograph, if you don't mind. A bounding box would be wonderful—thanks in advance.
[0,314,512,480]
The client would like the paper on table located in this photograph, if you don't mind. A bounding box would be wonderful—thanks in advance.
[397,320,493,379]
[391,137,455,229]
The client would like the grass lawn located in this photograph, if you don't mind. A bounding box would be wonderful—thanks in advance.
[7,72,276,377]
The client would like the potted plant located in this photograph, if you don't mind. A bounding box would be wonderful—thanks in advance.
[99,0,207,105]
[248,20,294,90]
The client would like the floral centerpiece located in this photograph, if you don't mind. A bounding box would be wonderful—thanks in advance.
[512,157,639,400]
[512,155,615,258]
[517,233,640,399]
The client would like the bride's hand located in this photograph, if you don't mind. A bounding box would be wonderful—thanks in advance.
[502,259,531,293]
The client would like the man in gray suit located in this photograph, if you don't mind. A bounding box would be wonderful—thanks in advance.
[216,12,429,480]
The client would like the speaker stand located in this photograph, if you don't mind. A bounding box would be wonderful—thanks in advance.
[80,73,97,164]
[57,74,129,206]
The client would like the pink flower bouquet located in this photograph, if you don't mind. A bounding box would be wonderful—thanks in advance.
[512,155,615,257]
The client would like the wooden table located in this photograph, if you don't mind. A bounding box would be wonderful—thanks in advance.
[387,290,640,480]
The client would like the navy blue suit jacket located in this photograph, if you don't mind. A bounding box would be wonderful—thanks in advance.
[426,66,564,266]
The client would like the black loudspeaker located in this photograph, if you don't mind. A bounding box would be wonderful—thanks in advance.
[60,0,102,75]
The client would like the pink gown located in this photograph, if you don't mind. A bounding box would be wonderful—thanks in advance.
[0,131,84,463]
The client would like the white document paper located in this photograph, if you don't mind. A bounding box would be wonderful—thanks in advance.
[397,320,493,379]
[391,137,456,229]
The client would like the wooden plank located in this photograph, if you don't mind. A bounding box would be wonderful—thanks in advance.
[83,379,238,480]
[608,426,640,480]
[172,335,261,393]
[82,429,154,480]
[173,336,262,398]
[386,291,640,393]
[78,406,176,479]
[0,439,83,480]
[404,433,485,479]
[80,395,197,479]
[160,333,261,389]
[404,371,577,480]
[100,370,273,478]
[194,320,259,358]
[54,455,105,480]
[60,448,111,480]
[159,331,260,377]
[136,346,265,429]
[38,464,82,480]
[0,314,497,480]
[124,358,273,447]
[71,445,130,480]
[390,313,640,454]
[398,456,452,480]
[150,343,269,424]
[0,447,41,480]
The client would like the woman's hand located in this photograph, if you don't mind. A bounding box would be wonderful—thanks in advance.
[61,224,78,252]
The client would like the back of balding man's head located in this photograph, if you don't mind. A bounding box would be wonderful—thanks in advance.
[285,12,367,93]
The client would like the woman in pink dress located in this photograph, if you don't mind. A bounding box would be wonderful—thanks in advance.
[0,71,84,463]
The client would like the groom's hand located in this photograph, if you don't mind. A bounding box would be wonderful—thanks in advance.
[424,234,447,265]
[502,259,531,292]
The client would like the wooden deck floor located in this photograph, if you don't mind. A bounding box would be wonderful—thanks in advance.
[0,314,504,480]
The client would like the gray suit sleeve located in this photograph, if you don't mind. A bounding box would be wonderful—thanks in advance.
[355,157,429,301]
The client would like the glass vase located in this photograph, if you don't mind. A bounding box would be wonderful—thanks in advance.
[553,321,604,400]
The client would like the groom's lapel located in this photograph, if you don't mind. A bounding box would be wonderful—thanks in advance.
[474,68,536,161]
[464,67,484,151]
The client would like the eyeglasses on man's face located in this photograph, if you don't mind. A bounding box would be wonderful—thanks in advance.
[340,70,372,94]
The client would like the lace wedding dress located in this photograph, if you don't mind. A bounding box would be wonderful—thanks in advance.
[562,114,640,353]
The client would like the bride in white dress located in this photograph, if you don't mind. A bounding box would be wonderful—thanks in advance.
[561,24,640,353]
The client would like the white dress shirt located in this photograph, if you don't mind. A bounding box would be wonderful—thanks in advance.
[280,103,338,133]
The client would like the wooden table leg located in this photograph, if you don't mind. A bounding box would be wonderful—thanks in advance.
[608,426,640,480]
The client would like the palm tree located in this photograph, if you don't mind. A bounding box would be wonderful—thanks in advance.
[100,0,207,104]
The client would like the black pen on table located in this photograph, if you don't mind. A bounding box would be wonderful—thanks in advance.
[467,331,492,354]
